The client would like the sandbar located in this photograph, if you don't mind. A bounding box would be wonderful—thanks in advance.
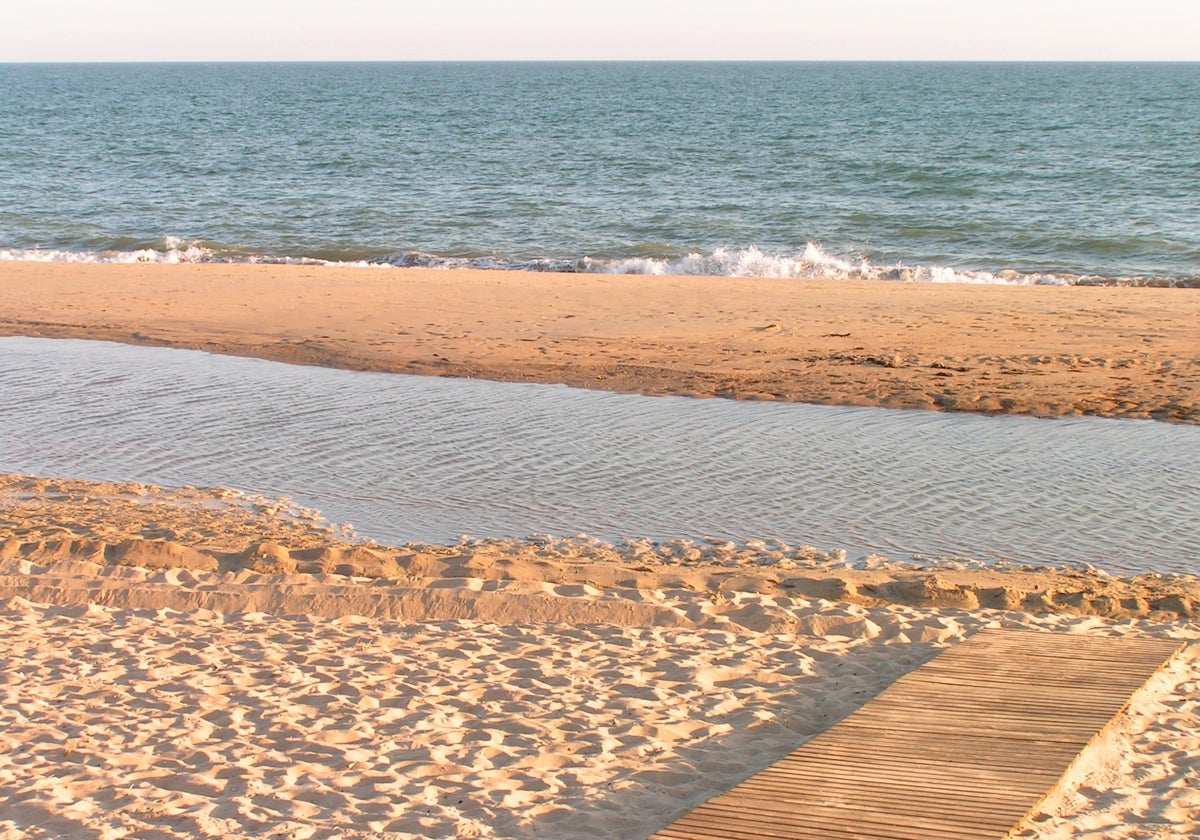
[2,261,1198,422]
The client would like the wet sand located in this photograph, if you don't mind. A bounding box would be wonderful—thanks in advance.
[2,261,1198,422]
[3,475,1197,621]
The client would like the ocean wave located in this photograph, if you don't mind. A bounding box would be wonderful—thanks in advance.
[2,239,1194,288]
[584,244,1200,287]
[585,244,1073,285]
[0,237,385,269]
[0,238,218,265]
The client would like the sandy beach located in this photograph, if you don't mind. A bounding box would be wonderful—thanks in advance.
[3,263,1200,837]
[0,475,1197,839]
[2,261,1198,422]
[5,49,1200,840]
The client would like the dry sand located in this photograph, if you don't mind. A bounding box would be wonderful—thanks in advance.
[2,261,1198,422]
[0,476,1197,839]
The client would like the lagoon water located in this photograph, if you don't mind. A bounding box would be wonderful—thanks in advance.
[2,337,1197,576]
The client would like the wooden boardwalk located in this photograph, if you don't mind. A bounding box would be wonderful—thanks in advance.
[648,628,1183,840]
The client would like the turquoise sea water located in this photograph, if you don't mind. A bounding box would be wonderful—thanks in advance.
[2,61,1199,285]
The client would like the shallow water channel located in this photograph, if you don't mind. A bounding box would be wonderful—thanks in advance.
[2,337,1198,576]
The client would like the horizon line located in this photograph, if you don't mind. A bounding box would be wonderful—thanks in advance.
[5,57,1200,65]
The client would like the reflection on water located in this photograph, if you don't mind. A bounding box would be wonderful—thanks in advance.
[2,337,1198,576]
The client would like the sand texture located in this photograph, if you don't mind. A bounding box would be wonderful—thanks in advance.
[3,475,1197,622]
[0,476,1198,839]
[2,262,1198,422]
[2,593,1196,840]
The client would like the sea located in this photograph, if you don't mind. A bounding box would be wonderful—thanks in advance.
[2,61,1199,285]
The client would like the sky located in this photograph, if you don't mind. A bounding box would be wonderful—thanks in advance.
[5,0,1200,62]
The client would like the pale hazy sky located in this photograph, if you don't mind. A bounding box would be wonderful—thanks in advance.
[6,0,1200,62]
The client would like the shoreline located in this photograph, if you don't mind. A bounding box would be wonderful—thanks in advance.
[2,261,1198,423]
[4,475,1196,622]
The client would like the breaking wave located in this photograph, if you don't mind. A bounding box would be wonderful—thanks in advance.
[2,239,1194,288]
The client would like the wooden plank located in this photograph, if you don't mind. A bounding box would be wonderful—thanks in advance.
[690,797,1015,835]
[646,629,1182,840]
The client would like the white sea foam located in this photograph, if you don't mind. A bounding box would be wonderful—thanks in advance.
[0,239,385,269]
[0,237,217,265]
[590,244,1078,286]
[0,241,1179,287]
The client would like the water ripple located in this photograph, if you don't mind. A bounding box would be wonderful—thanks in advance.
[2,337,1198,576]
